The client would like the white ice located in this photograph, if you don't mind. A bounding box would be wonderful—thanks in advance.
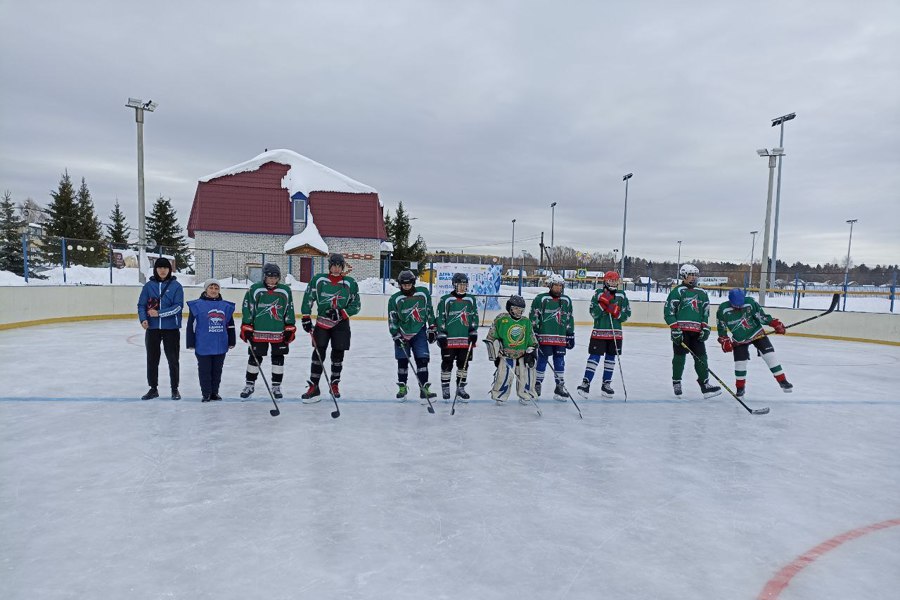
[2,320,899,600]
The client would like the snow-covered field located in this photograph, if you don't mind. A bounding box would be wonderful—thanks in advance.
[1,319,899,599]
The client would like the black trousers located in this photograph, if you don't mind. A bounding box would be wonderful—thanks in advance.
[146,328,180,389]
[197,354,226,396]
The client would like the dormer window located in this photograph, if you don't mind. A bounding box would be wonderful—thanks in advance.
[291,192,307,224]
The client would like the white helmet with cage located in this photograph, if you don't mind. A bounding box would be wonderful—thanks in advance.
[547,273,565,288]
[679,263,700,279]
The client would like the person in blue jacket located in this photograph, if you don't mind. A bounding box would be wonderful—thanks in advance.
[137,257,184,400]
[187,279,236,402]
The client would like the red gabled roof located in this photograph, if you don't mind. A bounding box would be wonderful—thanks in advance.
[308,192,387,240]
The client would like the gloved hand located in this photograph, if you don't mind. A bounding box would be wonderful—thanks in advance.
[523,348,536,368]
[437,331,448,349]
[301,315,312,333]
[283,325,297,344]
[699,327,711,342]
[598,290,613,310]
[771,319,786,334]
[494,356,501,367]
[392,331,405,348]
[607,302,621,319]
[240,323,254,343]
[427,326,437,344]
[566,331,575,349]
[718,335,733,353]
[468,328,478,344]
[670,325,683,344]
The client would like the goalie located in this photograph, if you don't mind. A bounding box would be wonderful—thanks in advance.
[484,295,539,404]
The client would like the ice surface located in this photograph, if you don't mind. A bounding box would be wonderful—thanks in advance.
[2,320,899,599]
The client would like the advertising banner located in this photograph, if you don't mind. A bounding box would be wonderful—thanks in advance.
[433,263,503,310]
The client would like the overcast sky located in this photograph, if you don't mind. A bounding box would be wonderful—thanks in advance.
[2,0,898,270]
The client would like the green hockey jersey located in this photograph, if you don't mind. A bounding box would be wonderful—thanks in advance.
[300,273,361,328]
[529,292,574,346]
[388,286,436,339]
[589,288,631,340]
[241,282,295,342]
[486,313,538,358]
[716,297,775,344]
[436,292,480,349]
[664,285,710,332]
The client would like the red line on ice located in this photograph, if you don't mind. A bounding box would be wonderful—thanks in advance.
[757,517,900,600]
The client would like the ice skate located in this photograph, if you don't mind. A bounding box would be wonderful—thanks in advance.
[239,384,255,399]
[699,380,722,399]
[396,383,408,402]
[271,384,283,399]
[456,383,470,402]
[600,382,615,399]
[576,379,591,399]
[779,379,793,393]
[301,381,321,403]
[553,382,570,402]
[672,381,683,397]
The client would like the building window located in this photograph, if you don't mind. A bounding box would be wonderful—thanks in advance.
[292,198,306,223]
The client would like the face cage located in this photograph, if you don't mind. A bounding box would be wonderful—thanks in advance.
[509,306,525,319]
[454,282,468,293]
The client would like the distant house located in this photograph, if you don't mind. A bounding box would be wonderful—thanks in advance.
[188,149,389,282]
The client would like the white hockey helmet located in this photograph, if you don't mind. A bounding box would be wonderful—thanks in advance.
[679,263,700,278]
[547,273,565,288]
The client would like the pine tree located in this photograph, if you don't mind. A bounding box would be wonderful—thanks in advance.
[384,201,427,278]
[0,190,26,276]
[74,177,106,266]
[106,199,131,246]
[146,196,190,272]
[44,170,79,265]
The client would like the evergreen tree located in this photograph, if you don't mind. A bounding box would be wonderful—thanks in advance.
[44,170,79,265]
[74,177,106,266]
[0,190,26,276]
[384,201,427,278]
[146,195,190,271]
[106,199,131,246]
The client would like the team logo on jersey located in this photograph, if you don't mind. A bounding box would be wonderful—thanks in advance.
[255,300,283,321]
[542,306,566,325]
[447,309,470,328]
[402,303,424,323]
[734,315,754,332]
[683,296,701,313]
[508,324,526,345]
[320,290,345,309]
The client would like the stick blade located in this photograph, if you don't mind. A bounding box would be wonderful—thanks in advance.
[427,406,435,414]
[827,293,840,313]
[752,407,770,415]
[269,409,280,417]
[331,410,340,419]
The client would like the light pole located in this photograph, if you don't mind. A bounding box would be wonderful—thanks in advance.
[620,173,633,278]
[549,202,557,252]
[755,148,784,306]
[749,230,759,285]
[126,97,158,283]
[843,219,858,311]
[511,218,516,266]
[770,112,796,280]
[676,240,682,280]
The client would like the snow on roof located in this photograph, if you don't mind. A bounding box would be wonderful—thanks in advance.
[284,212,329,255]
[199,149,378,199]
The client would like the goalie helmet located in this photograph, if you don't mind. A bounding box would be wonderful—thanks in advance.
[506,294,526,317]
[679,263,700,279]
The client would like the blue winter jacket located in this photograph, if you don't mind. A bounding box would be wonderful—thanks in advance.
[137,275,184,330]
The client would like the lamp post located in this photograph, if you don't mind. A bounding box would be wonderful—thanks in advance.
[549,202,557,252]
[770,112,796,280]
[749,230,759,286]
[511,218,516,265]
[755,148,784,306]
[843,219,858,311]
[676,240,682,280]
[126,97,158,283]
[620,173,633,278]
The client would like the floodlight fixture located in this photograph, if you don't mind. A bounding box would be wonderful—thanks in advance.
[623,173,633,181]
[771,112,796,127]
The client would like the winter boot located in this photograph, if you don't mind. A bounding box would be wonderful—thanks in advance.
[330,382,341,399]
[699,379,722,399]
[553,382,571,402]
[600,381,615,398]
[396,383,409,401]
[209,393,222,401]
[779,379,793,393]
[141,387,159,400]
[419,383,437,404]
[202,394,211,402]
[240,383,255,399]
[301,381,321,403]
[272,385,283,399]
[171,388,181,400]
[576,379,591,398]
[442,383,451,401]
[456,383,470,402]
[673,381,683,397]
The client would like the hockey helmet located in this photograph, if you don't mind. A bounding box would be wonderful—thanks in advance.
[547,273,565,288]
[506,294,526,318]
[452,272,468,286]
[398,270,416,286]
[728,288,746,308]
[263,263,281,278]
[603,271,621,289]
[679,263,700,279]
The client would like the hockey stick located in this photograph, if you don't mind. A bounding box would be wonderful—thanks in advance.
[545,357,583,419]
[309,331,341,419]
[398,338,435,414]
[608,311,628,402]
[679,342,769,415]
[518,357,543,417]
[247,342,280,417]
[450,343,475,416]
[768,293,840,334]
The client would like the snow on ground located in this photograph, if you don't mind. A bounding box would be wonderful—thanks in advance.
[1,319,899,599]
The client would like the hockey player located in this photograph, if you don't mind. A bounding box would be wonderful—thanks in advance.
[664,264,721,398]
[435,272,480,401]
[388,270,438,402]
[299,253,361,402]
[577,271,631,398]
[716,288,793,397]
[485,294,538,404]
[530,273,575,400]
[239,263,296,400]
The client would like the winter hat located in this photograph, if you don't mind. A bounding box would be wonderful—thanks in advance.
[203,278,220,291]
[154,257,172,270]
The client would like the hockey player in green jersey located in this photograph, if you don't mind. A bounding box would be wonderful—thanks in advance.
[716,288,793,398]
[298,253,361,402]
[485,294,539,404]
[577,271,631,399]
[530,273,575,400]
[388,270,438,402]
[435,273,479,401]
[239,263,297,400]
[664,264,722,399]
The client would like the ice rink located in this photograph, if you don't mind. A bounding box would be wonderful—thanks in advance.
[2,319,899,599]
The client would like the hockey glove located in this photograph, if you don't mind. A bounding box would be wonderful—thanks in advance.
[301,315,313,333]
[699,327,711,342]
[718,336,733,353]
[468,328,478,344]
[437,331,448,349]
[392,331,405,348]
[283,325,297,344]
[607,302,621,319]
[598,290,613,310]
[240,324,254,343]
[523,348,536,368]
[669,325,683,344]
[771,319,786,334]
[566,332,575,349]
[427,326,437,345]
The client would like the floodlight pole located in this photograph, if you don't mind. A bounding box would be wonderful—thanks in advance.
[843,219,857,311]
[676,240,682,280]
[126,98,157,283]
[749,230,759,285]
[550,202,557,252]
[770,112,795,282]
[620,173,633,278]
[757,150,781,306]
[511,219,516,265]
